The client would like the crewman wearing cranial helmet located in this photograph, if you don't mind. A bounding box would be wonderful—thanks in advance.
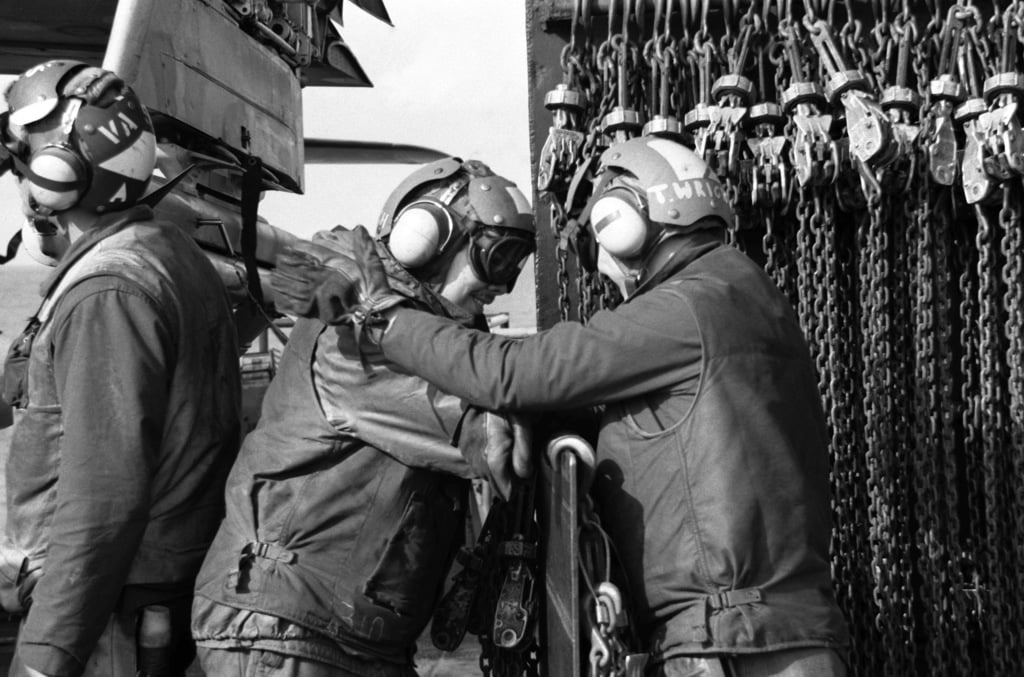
[574,135,735,298]
[272,135,852,676]
[192,158,535,675]
[378,157,535,294]
[0,60,242,675]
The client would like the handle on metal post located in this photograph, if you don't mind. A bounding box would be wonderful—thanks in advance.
[546,434,597,492]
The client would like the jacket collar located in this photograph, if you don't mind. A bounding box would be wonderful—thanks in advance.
[376,241,476,326]
[39,205,154,298]
[630,228,726,298]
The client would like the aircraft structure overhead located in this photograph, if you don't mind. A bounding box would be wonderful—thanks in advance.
[0,0,446,345]
[0,0,395,189]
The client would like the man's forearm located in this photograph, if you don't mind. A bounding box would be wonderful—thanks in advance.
[374,298,701,414]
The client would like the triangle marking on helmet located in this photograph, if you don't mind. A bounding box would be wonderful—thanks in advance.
[97,130,156,180]
[110,183,128,204]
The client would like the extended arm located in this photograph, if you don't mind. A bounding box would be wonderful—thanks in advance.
[270,225,702,417]
[372,294,700,413]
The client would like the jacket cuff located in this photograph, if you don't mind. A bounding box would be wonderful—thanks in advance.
[451,406,492,480]
[15,641,82,677]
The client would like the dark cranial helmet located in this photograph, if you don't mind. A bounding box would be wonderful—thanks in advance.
[377,157,536,287]
[2,59,156,215]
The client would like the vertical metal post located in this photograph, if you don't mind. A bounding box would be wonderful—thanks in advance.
[537,443,586,677]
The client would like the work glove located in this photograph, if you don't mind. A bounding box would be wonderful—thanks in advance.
[270,226,406,328]
[62,66,125,107]
[459,408,534,501]
[0,545,41,614]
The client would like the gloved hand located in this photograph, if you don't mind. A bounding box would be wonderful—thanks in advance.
[460,409,534,500]
[270,225,406,327]
[0,546,41,614]
[61,66,124,107]
[270,242,352,324]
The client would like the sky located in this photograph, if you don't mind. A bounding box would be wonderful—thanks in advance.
[0,0,537,328]
[260,0,533,235]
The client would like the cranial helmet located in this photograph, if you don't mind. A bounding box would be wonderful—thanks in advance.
[377,157,536,288]
[578,136,733,265]
[1,60,157,215]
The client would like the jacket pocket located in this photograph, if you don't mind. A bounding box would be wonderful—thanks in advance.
[361,487,462,619]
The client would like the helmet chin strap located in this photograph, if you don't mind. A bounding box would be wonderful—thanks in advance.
[599,227,677,299]
[597,245,639,298]
[633,228,677,289]
[599,213,673,299]
[623,275,638,298]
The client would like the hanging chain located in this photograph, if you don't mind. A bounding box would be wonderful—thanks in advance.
[999,179,1024,667]
[956,201,987,672]
[974,200,1010,675]
[532,3,1024,673]
[932,193,973,677]
[911,149,945,677]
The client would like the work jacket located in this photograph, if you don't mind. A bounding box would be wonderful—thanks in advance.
[0,206,241,675]
[192,239,477,667]
[371,230,851,663]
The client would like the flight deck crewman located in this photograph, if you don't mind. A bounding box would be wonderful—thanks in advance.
[270,136,851,677]
[0,61,241,677]
[191,158,536,676]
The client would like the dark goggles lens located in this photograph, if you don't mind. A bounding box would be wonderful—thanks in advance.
[470,226,535,286]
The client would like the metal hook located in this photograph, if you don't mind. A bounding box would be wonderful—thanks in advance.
[596,581,624,628]
[589,625,612,673]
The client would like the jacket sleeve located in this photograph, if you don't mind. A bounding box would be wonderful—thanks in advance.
[16,278,173,676]
[376,287,703,413]
[313,323,476,477]
[345,370,476,477]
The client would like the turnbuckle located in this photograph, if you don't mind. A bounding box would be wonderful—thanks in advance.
[492,479,539,651]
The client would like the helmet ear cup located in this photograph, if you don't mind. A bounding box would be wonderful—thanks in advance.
[588,191,648,259]
[388,202,453,267]
[26,145,88,212]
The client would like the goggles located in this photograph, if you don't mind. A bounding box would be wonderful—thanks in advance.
[469,225,535,288]
[392,194,534,288]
